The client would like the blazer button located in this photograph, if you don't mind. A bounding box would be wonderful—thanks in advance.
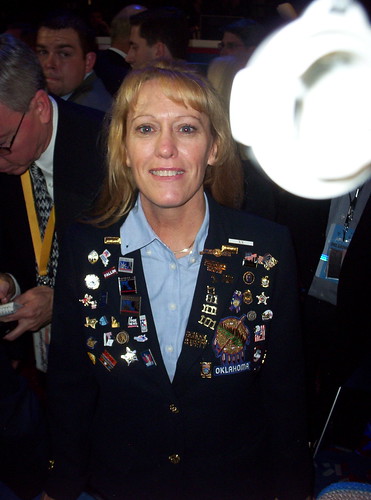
[169,404,180,414]
[168,454,181,464]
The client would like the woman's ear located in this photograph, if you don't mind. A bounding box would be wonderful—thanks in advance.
[125,147,132,168]
[207,142,218,166]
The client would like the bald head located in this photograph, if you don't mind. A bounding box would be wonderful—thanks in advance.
[110,4,147,51]
[115,4,147,20]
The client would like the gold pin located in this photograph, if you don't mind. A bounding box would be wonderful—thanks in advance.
[87,352,96,364]
[261,276,270,288]
[200,248,232,257]
[184,331,208,348]
[87,337,97,348]
[200,361,212,378]
[204,260,226,274]
[243,290,253,305]
[262,254,278,270]
[243,271,255,285]
[87,250,99,264]
[104,236,121,244]
[85,317,98,329]
[116,331,129,344]
[221,245,238,254]
[111,316,120,328]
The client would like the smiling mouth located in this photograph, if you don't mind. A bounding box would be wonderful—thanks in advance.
[150,170,184,177]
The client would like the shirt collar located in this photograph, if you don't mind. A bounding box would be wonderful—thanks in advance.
[61,72,94,100]
[109,46,127,59]
[34,95,58,178]
[120,193,210,257]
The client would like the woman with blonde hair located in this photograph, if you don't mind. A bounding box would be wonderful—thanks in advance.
[207,55,244,116]
[44,60,312,500]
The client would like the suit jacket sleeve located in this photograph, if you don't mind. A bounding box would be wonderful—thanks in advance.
[46,224,99,499]
[259,225,313,498]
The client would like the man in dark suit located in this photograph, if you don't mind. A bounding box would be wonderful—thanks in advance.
[94,4,146,96]
[242,159,371,443]
[35,11,112,113]
[0,33,106,349]
[126,7,190,69]
[0,31,106,498]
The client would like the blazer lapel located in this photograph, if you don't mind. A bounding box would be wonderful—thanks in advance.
[88,223,173,392]
[127,248,173,387]
[173,199,243,385]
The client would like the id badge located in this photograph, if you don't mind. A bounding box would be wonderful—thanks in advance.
[315,223,354,281]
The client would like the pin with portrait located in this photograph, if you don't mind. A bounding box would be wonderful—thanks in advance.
[141,349,156,367]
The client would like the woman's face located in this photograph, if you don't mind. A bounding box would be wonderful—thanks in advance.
[125,79,217,216]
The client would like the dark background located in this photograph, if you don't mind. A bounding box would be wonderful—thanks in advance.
[3,0,370,40]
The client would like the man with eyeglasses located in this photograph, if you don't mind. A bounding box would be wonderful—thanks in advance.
[0,33,106,362]
[219,18,267,67]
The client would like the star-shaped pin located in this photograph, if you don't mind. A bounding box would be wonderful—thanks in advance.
[121,347,138,366]
[256,292,269,305]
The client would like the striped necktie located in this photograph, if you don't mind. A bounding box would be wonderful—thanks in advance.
[29,163,59,287]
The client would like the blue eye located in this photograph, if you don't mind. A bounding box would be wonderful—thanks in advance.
[180,125,196,133]
[137,125,153,134]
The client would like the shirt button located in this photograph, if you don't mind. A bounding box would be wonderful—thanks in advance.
[169,303,176,311]
[190,257,196,264]
[166,345,174,353]
[169,403,180,414]
[146,249,152,256]
[169,263,176,270]
[168,454,181,464]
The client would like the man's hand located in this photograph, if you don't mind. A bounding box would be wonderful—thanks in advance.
[0,286,54,341]
[0,273,16,303]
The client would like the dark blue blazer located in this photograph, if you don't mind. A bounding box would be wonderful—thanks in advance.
[46,196,313,500]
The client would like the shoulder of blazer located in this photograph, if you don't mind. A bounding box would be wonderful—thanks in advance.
[54,96,105,132]
[53,98,106,180]
[65,217,124,244]
[207,193,290,243]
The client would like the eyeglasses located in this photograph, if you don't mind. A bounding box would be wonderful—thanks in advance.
[218,41,245,50]
[0,112,25,156]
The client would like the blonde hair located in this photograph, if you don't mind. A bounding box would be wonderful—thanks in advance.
[207,55,243,116]
[92,60,244,226]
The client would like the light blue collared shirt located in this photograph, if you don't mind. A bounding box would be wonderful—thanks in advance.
[120,195,209,382]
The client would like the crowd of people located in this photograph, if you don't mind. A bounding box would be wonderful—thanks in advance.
[0,2,370,499]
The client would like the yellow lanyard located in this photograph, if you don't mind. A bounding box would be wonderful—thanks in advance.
[21,169,56,277]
